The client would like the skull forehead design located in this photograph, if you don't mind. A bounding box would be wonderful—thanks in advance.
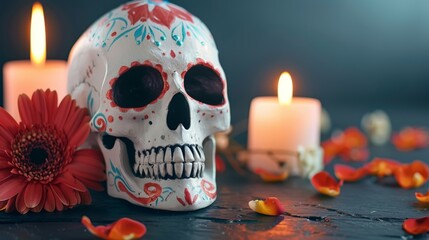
[68,0,230,211]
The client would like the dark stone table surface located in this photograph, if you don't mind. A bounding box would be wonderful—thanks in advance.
[1,105,429,239]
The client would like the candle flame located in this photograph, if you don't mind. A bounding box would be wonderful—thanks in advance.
[278,72,293,105]
[30,2,46,66]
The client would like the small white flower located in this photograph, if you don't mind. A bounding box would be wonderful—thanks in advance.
[297,146,324,178]
[361,110,391,146]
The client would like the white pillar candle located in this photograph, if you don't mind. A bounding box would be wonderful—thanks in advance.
[248,72,321,176]
[2,2,67,120]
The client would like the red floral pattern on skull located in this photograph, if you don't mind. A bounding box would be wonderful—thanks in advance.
[122,1,194,28]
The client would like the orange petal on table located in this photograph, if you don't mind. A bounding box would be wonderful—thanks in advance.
[248,197,285,216]
[366,158,402,177]
[311,171,343,197]
[403,217,429,235]
[82,216,147,240]
[321,140,341,165]
[394,160,429,189]
[334,164,369,182]
[338,127,368,149]
[415,191,429,203]
[254,168,289,182]
[324,127,369,163]
[392,127,429,152]
[338,147,369,162]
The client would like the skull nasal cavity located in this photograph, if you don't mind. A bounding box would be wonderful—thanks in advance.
[167,93,191,130]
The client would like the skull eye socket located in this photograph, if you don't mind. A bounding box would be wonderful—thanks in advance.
[113,66,164,108]
[184,65,225,106]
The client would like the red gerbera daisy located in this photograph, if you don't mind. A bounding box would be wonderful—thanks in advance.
[0,89,105,214]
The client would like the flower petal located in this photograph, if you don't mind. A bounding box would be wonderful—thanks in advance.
[253,168,289,182]
[82,215,110,239]
[393,127,429,151]
[44,89,58,122]
[53,95,73,130]
[31,89,49,124]
[415,191,429,203]
[31,187,46,213]
[394,160,429,189]
[366,158,401,177]
[0,170,12,183]
[73,149,105,169]
[341,127,368,149]
[75,177,104,192]
[82,216,147,240]
[311,171,343,197]
[0,125,15,145]
[0,177,26,201]
[0,126,13,151]
[44,187,56,212]
[0,107,18,132]
[15,190,29,214]
[68,123,90,148]
[403,217,429,235]
[321,140,341,164]
[334,164,368,182]
[248,197,285,216]
[18,93,35,125]
[50,184,70,206]
[0,200,7,211]
[5,196,17,213]
[24,182,43,208]
[59,184,78,206]
[54,172,87,192]
[322,127,369,163]
[63,108,87,138]
[79,189,92,205]
[108,217,147,240]
[68,163,106,182]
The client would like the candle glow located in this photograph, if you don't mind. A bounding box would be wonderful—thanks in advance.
[3,1,67,120]
[30,2,46,66]
[278,72,293,105]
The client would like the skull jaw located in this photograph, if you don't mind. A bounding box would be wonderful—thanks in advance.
[99,136,217,211]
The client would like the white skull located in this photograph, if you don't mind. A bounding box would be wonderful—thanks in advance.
[67,0,230,211]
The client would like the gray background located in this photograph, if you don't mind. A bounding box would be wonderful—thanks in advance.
[1,0,429,125]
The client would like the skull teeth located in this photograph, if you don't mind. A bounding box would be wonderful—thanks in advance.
[132,144,205,179]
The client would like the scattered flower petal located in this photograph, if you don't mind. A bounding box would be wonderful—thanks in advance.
[82,216,147,240]
[311,171,343,197]
[248,197,285,216]
[334,164,368,182]
[392,127,429,151]
[403,217,429,235]
[394,160,429,189]
[0,89,105,214]
[322,127,369,164]
[366,158,401,177]
[338,147,369,162]
[321,140,340,165]
[338,127,368,150]
[254,168,289,182]
[415,191,429,203]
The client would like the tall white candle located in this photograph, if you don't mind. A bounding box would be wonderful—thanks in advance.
[248,72,321,176]
[2,2,67,120]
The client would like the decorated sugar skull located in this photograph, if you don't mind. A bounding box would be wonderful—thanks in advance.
[67,0,230,211]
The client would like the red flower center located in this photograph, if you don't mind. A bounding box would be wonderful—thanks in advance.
[10,125,70,183]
